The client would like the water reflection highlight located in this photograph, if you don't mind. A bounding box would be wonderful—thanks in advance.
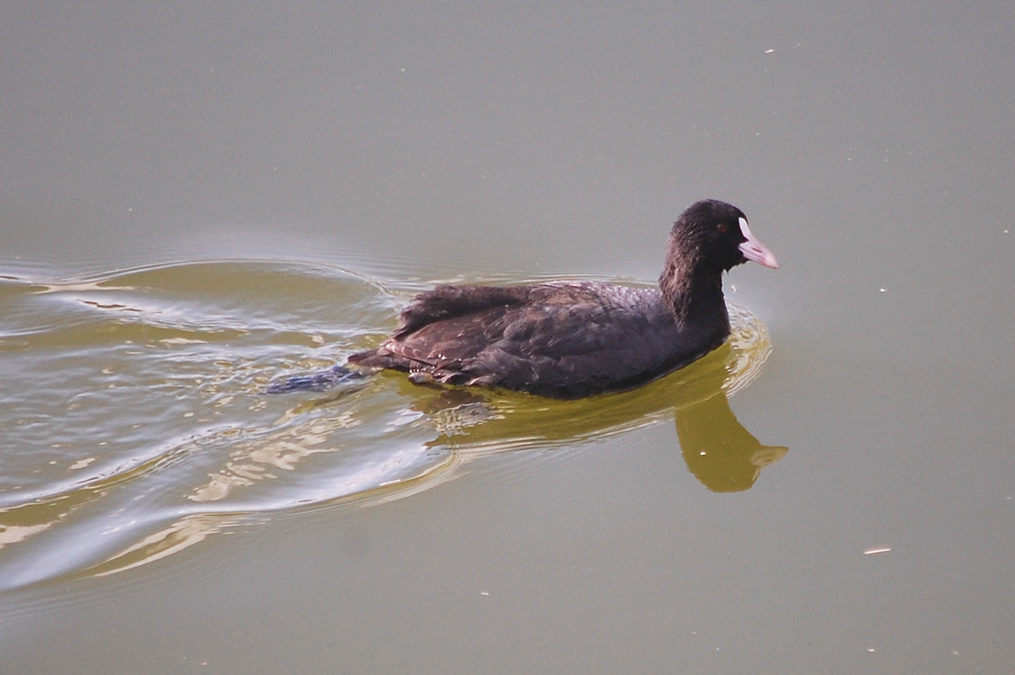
[0,261,785,589]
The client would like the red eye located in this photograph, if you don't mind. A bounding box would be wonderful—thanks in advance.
[717,223,728,233]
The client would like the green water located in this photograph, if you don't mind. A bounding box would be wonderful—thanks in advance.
[3,1,1014,673]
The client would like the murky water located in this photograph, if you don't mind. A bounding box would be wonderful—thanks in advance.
[4,1,1015,673]
[0,262,778,589]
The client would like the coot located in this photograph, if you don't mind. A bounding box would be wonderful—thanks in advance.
[346,199,778,398]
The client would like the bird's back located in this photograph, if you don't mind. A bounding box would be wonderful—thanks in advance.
[349,281,729,398]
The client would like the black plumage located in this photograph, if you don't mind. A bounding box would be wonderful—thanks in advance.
[347,199,778,398]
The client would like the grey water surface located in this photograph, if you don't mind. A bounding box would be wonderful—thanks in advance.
[2,2,1013,673]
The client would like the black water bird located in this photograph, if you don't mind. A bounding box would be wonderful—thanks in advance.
[339,199,778,398]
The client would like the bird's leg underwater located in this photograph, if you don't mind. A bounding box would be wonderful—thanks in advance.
[264,363,370,394]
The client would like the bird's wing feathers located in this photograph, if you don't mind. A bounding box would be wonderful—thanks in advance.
[392,284,531,338]
[378,284,682,395]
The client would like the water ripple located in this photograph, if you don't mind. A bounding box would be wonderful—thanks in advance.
[0,259,776,590]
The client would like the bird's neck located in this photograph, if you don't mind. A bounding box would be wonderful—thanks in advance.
[659,267,729,331]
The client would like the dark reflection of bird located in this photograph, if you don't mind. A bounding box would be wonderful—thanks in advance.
[337,200,778,398]
[676,391,788,493]
[406,341,787,495]
[669,344,788,493]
